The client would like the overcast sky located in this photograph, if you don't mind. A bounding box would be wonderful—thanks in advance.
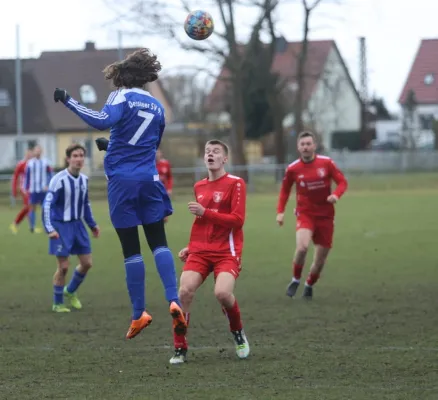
[0,0,436,113]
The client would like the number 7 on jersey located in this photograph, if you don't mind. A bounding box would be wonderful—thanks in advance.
[128,110,155,145]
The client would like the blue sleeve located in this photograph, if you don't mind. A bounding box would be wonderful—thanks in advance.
[157,113,165,149]
[46,164,53,183]
[42,184,59,234]
[83,190,97,229]
[63,91,124,131]
[25,164,30,191]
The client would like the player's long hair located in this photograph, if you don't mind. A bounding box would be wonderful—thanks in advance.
[103,48,162,89]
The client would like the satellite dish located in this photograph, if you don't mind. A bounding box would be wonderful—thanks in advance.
[79,85,97,104]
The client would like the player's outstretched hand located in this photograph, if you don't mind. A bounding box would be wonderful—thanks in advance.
[276,213,285,227]
[95,137,109,151]
[188,202,205,216]
[91,226,100,238]
[327,194,338,204]
[48,231,59,239]
[53,88,70,104]
[178,247,189,262]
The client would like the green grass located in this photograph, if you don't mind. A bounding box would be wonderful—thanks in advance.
[0,173,438,399]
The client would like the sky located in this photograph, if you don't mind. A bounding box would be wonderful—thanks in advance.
[0,0,437,113]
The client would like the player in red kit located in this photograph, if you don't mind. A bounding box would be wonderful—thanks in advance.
[156,149,173,194]
[10,148,34,234]
[169,139,249,364]
[276,131,348,299]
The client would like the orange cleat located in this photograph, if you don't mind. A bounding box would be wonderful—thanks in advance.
[169,302,187,336]
[126,311,152,339]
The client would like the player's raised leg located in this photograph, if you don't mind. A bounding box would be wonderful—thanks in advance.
[52,256,71,312]
[214,270,249,359]
[140,184,187,336]
[286,227,313,298]
[170,269,203,365]
[115,226,152,339]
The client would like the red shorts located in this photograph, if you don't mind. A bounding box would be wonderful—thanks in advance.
[296,214,334,248]
[183,253,242,281]
[20,192,30,206]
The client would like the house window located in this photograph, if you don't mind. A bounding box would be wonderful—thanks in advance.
[424,74,434,85]
[419,113,434,130]
[79,85,97,104]
[0,89,11,107]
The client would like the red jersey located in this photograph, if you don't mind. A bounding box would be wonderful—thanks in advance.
[11,160,27,197]
[277,155,348,218]
[188,173,246,257]
[156,159,173,192]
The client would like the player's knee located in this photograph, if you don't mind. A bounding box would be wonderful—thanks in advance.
[80,260,92,271]
[214,288,233,307]
[295,244,309,258]
[178,285,195,303]
[57,262,69,276]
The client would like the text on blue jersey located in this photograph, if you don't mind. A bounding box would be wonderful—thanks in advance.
[63,88,166,181]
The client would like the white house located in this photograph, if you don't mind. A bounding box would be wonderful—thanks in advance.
[205,37,362,151]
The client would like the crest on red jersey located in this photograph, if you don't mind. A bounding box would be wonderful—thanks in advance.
[317,168,326,177]
[213,191,223,203]
[161,167,167,174]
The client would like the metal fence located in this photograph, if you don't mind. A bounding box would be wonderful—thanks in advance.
[1,158,437,206]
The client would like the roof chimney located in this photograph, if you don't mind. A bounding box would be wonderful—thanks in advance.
[275,36,288,53]
[84,41,96,51]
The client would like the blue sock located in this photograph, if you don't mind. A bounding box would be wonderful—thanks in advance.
[153,247,179,305]
[53,285,64,304]
[66,269,86,294]
[29,210,35,230]
[124,254,145,320]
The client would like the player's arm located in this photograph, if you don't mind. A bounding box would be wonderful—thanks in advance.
[202,180,246,229]
[83,190,98,231]
[328,160,348,201]
[157,113,165,149]
[277,168,294,214]
[42,179,61,235]
[54,89,123,131]
[11,163,22,197]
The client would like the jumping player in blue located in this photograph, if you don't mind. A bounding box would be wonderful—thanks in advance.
[53,48,187,339]
[43,144,100,312]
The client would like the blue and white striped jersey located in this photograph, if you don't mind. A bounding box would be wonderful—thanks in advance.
[42,169,97,234]
[63,88,165,181]
[25,157,53,193]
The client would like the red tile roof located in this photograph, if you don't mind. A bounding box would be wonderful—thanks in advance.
[205,40,334,113]
[399,39,438,105]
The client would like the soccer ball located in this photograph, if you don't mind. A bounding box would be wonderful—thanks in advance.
[184,10,214,41]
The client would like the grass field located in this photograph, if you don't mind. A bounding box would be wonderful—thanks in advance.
[0,173,437,399]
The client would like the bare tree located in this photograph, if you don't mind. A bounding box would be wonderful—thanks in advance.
[294,0,324,137]
[105,0,280,178]
[160,73,209,123]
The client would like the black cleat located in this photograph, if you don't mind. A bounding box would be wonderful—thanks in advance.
[302,285,313,299]
[286,280,300,297]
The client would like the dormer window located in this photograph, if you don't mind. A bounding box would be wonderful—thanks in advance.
[79,85,97,104]
[424,73,434,85]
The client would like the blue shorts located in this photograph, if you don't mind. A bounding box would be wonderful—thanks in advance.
[30,192,46,205]
[107,178,173,229]
[49,220,91,257]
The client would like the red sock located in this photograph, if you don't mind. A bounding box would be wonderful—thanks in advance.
[173,312,190,349]
[293,263,304,280]
[14,206,29,225]
[306,272,320,286]
[223,300,243,331]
